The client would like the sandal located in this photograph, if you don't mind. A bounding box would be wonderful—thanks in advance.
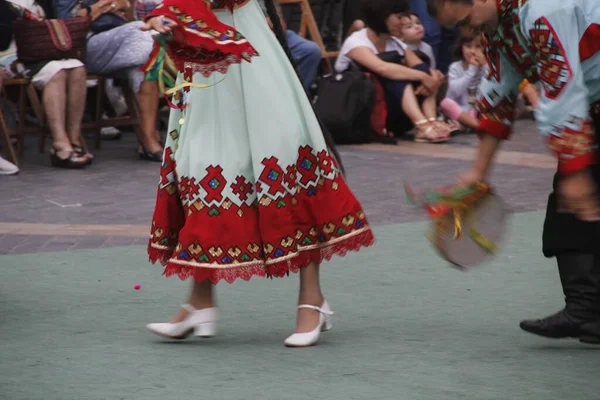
[50,148,88,169]
[428,118,452,140]
[138,147,163,162]
[71,143,94,165]
[414,120,447,143]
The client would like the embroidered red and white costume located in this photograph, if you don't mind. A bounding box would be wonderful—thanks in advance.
[146,0,374,284]
[476,0,600,174]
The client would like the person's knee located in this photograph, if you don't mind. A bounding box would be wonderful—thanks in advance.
[304,41,321,65]
[292,39,322,63]
[122,22,154,59]
[69,66,87,79]
[46,69,68,86]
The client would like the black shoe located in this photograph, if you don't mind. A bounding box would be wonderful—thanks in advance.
[138,148,163,162]
[520,253,600,344]
[579,321,600,344]
[519,309,585,339]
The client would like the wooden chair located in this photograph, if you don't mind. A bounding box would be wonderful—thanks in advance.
[279,0,340,72]
[0,78,46,165]
[80,75,141,150]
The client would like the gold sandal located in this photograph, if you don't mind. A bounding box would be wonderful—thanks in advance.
[414,120,447,143]
[428,118,451,140]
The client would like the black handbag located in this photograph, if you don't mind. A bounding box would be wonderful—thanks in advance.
[90,12,126,33]
[314,63,375,144]
[79,0,126,34]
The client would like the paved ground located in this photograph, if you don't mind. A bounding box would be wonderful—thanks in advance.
[3,119,598,400]
[0,119,554,254]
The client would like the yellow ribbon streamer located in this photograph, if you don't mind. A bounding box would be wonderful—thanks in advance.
[433,199,498,254]
[164,76,227,96]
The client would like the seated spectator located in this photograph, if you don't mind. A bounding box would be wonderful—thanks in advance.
[0,69,19,175]
[54,0,164,162]
[3,0,90,169]
[396,12,436,70]
[262,0,322,90]
[439,31,487,131]
[440,78,541,132]
[335,0,450,142]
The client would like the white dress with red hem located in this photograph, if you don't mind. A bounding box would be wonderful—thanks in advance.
[147,0,375,284]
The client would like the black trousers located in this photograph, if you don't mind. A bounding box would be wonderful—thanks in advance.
[542,111,600,257]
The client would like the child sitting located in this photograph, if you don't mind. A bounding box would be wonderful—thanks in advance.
[439,31,487,131]
[396,12,436,70]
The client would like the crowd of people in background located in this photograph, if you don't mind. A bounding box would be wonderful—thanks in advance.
[0,0,539,175]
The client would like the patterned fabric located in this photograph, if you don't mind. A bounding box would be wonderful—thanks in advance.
[147,0,374,284]
[85,21,153,94]
[476,0,600,173]
[145,0,258,78]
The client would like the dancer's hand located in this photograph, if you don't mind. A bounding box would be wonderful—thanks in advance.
[456,167,486,188]
[140,16,172,33]
[557,169,600,221]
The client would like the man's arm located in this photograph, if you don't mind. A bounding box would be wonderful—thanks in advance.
[469,36,523,179]
[526,11,596,174]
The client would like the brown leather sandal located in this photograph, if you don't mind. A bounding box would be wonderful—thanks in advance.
[71,143,93,165]
[50,148,88,169]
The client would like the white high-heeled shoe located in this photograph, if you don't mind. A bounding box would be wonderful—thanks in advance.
[284,300,333,347]
[146,304,217,339]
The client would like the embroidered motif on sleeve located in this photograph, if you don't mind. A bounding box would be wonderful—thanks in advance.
[476,93,516,124]
[547,117,595,160]
[529,17,572,100]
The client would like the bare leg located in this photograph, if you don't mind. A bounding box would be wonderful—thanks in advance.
[457,111,480,130]
[168,280,215,323]
[43,70,78,158]
[421,92,438,120]
[401,84,428,123]
[65,67,90,157]
[137,80,162,153]
[294,262,325,333]
[401,85,440,141]
[421,89,450,139]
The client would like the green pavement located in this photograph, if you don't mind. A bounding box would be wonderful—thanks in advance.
[1,212,599,400]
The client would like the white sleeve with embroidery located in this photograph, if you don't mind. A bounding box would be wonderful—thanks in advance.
[525,9,597,174]
[475,40,522,140]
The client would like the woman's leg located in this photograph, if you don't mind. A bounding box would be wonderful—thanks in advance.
[135,77,162,153]
[399,85,446,142]
[43,70,87,164]
[294,262,325,333]
[168,280,216,323]
[65,67,90,156]
[400,84,428,123]
[43,72,75,151]
[421,92,438,120]
[86,22,163,154]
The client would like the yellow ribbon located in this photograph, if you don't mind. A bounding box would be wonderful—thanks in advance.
[433,201,498,254]
[164,76,227,96]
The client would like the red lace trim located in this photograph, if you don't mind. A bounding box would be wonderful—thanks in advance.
[148,228,375,284]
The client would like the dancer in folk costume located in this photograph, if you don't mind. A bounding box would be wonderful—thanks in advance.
[142,0,374,347]
[427,0,600,344]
